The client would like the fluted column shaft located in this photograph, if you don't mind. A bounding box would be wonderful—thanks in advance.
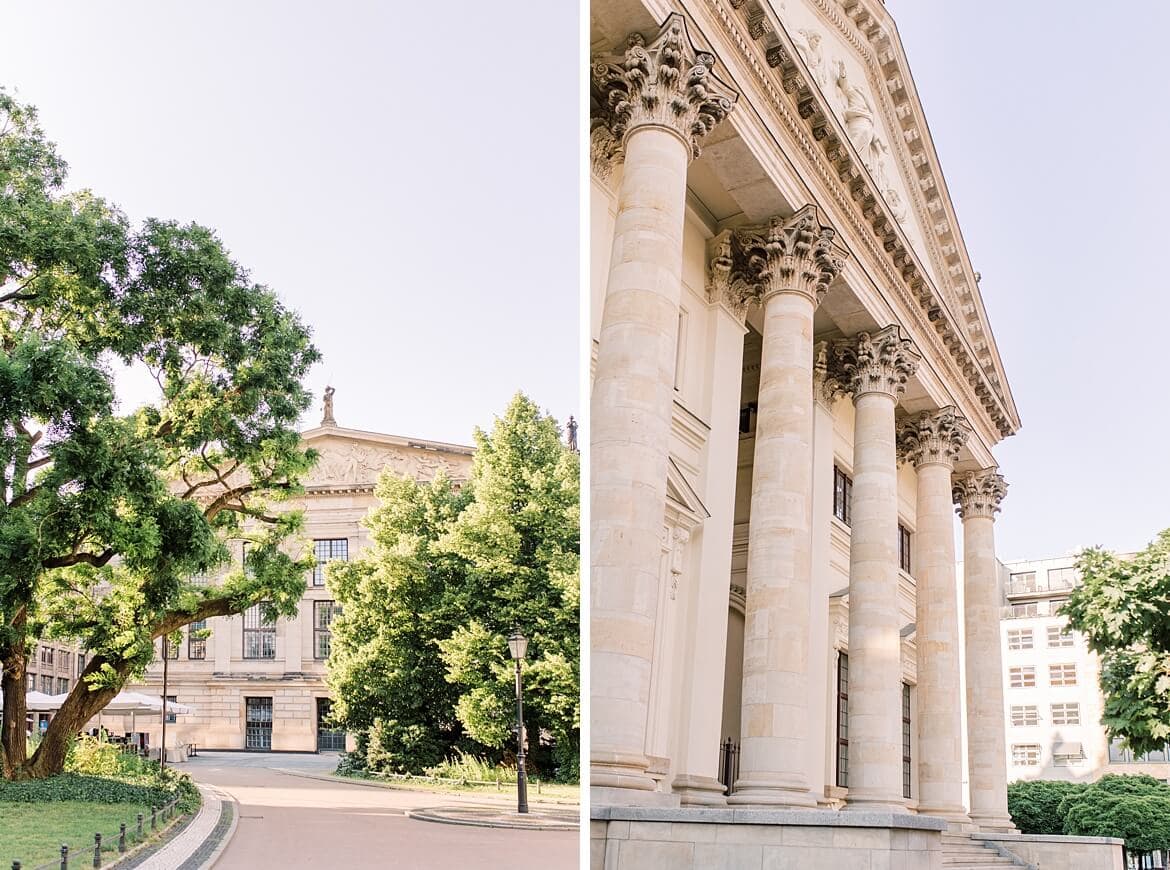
[589,15,736,800]
[956,470,1015,832]
[899,410,970,823]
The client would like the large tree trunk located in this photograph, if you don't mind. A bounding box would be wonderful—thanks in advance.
[18,657,126,780]
[1,609,29,778]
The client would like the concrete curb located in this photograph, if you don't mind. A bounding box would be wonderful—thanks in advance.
[120,784,227,870]
[195,790,238,869]
[274,766,581,808]
[404,806,580,831]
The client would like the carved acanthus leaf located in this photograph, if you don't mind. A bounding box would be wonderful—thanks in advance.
[730,206,848,305]
[952,469,1007,520]
[591,13,738,160]
[897,407,971,469]
[825,324,921,399]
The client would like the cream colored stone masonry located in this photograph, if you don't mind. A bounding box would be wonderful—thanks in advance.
[591,0,1028,864]
[106,416,472,753]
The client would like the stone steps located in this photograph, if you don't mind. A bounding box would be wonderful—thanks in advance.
[941,832,1027,869]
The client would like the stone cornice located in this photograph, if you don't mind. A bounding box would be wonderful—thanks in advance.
[696,0,1016,443]
[592,12,738,162]
[952,469,1007,520]
[896,406,971,469]
[825,324,921,400]
[731,204,848,305]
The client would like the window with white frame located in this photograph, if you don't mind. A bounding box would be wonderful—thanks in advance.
[1009,571,1037,591]
[1049,663,1077,687]
[1010,705,1039,727]
[1009,666,1036,688]
[1051,702,1080,725]
[243,603,276,659]
[1012,744,1041,766]
[1007,628,1034,650]
[1010,601,1039,618]
[1047,624,1075,648]
[313,539,349,587]
[1048,567,1077,589]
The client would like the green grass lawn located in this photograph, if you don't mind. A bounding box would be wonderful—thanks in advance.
[0,801,151,867]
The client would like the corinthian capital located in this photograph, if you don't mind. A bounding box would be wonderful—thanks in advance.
[591,13,738,160]
[706,231,749,323]
[897,407,971,469]
[952,469,1008,520]
[824,325,921,400]
[730,206,848,305]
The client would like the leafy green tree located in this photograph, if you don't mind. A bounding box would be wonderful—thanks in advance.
[327,394,580,779]
[1007,779,1087,834]
[1060,775,1170,854]
[0,89,319,778]
[1063,533,1170,757]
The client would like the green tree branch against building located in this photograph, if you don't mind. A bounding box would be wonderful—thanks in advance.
[0,90,320,779]
[327,393,580,780]
[1063,530,1170,757]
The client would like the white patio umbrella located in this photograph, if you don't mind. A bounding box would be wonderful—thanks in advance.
[22,691,64,712]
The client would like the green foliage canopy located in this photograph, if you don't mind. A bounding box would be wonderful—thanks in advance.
[1063,532,1170,756]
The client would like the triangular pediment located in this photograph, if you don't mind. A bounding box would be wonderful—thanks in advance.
[300,426,473,490]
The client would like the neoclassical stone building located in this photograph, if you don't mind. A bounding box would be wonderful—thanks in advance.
[111,399,473,753]
[588,1,1115,867]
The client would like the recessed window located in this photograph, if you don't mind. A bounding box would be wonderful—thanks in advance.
[1047,625,1075,648]
[898,524,912,574]
[40,675,52,694]
[243,603,276,660]
[1048,567,1077,589]
[1051,702,1080,726]
[902,683,912,799]
[1009,666,1036,688]
[1012,744,1041,766]
[836,652,849,788]
[833,466,853,527]
[1009,601,1039,618]
[314,601,340,660]
[1049,663,1077,687]
[1010,705,1039,727]
[188,620,208,660]
[39,647,53,667]
[165,694,178,725]
[313,539,349,587]
[1009,571,1037,592]
[1007,628,1034,651]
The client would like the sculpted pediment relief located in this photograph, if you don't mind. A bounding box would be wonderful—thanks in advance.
[303,436,471,489]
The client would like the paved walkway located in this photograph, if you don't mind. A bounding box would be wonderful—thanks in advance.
[185,752,578,869]
[124,784,228,870]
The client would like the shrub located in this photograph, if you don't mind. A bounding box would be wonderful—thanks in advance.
[1063,792,1170,852]
[425,752,517,783]
[1007,779,1087,834]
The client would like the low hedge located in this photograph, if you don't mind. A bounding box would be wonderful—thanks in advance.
[0,772,176,807]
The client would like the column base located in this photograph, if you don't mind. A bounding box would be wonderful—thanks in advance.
[672,774,728,807]
[843,792,911,814]
[970,812,1017,834]
[590,752,659,793]
[917,804,974,830]
[727,774,816,808]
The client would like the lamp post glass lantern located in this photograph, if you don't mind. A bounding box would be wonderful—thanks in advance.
[508,629,529,814]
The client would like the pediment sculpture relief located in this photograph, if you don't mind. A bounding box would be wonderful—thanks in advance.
[792,27,907,225]
[305,442,461,487]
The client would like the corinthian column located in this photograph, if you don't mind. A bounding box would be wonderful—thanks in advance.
[829,326,921,812]
[897,409,971,824]
[730,209,847,807]
[589,14,736,800]
[954,471,1015,832]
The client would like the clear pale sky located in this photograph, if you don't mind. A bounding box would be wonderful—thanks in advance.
[0,1,579,447]
[887,1,1170,561]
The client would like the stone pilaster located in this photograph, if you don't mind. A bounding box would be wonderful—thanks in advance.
[897,408,970,824]
[828,326,921,812]
[954,470,1016,832]
[730,208,847,807]
[589,14,736,803]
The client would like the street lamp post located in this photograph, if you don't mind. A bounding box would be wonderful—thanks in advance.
[507,629,529,815]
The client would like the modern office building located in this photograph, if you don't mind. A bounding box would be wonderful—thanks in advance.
[1001,555,1170,784]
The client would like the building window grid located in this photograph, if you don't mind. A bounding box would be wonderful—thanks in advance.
[898,525,912,575]
[1047,625,1075,648]
[1007,628,1034,651]
[833,466,853,527]
[40,675,52,694]
[1050,702,1080,726]
[314,601,339,660]
[1010,705,1039,727]
[188,620,207,660]
[56,677,69,695]
[165,694,178,725]
[1048,567,1078,589]
[836,652,849,788]
[1012,744,1041,766]
[242,603,276,660]
[313,539,349,587]
[77,653,86,677]
[1009,666,1036,688]
[1110,739,1170,763]
[162,637,179,660]
[902,683,912,799]
[1049,663,1077,687]
[39,647,53,667]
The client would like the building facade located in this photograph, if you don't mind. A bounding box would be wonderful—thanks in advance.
[112,406,473,753]
[1000,555,1170,784]
[583,1,1124,867]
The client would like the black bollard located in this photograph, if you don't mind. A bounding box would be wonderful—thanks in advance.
[92,833,101,868]
[118,823,126,853]
[137,813,143,838]
[150,807,156,831]
[60,844,68,870]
